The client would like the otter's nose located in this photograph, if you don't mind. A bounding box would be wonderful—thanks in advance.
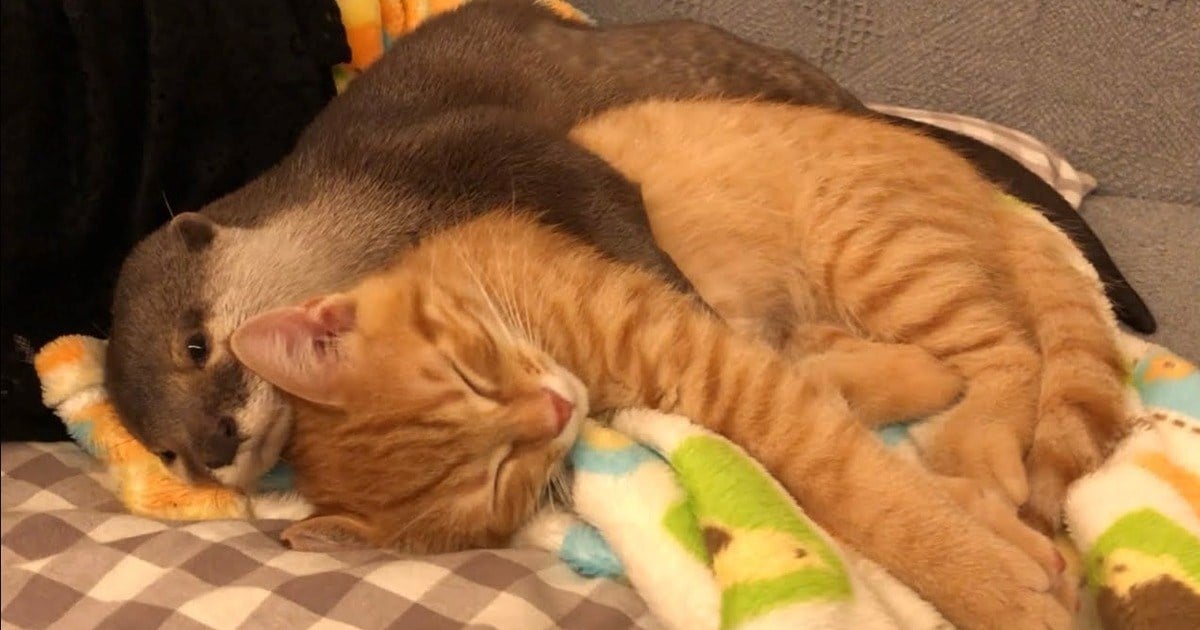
[201,416,243,469]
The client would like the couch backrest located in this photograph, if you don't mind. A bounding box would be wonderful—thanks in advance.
[578,0,1199,204]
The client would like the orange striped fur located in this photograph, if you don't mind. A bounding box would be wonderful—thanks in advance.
[569,100,1128,535]
[237,212,1070,629]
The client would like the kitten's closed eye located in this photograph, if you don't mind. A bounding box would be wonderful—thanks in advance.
[449,359,496,399]
[490,443,515,506]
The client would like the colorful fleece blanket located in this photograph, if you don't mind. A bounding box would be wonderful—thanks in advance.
[34,331,1200,629]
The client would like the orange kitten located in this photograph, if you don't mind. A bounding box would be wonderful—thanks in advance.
[232,212,1069,629]
[569,100,1128,533]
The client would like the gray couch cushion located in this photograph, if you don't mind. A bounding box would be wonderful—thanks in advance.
[1082,195,1199,359]
[576,0,1200,205]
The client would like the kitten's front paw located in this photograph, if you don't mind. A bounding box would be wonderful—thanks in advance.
[823,341,965,426]
[936,534,1073,630]
[969,582,1072,630]
[878,343,966,417]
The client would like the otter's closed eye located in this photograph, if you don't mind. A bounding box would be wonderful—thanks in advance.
[184,332,209,366]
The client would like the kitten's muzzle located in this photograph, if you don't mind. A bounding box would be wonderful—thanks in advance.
[544,388,575,436]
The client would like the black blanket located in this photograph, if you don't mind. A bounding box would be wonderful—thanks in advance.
[1,0,348,440]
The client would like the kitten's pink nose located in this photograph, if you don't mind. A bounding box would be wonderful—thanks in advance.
[543,388,575,434]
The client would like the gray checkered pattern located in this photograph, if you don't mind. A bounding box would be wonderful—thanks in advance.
[1,443,657,629]
[870,103,1098,209]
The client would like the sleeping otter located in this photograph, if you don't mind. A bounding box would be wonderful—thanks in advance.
[105,0,865,488]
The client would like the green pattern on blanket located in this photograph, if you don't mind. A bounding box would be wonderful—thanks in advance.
[519,415,948,630]
[663,498,708,565]
[1085,509,1200,590]
[670,435,851,628]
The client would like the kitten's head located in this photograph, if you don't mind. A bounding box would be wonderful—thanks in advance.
[230,269,587,553]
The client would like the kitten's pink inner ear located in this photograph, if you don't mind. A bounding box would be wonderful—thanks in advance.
[313,295,356,334]
[280,514,375,552]
[229,295,358,407]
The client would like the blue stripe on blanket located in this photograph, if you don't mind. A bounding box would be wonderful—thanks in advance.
[570,439,661,475]
[561,523,624,578]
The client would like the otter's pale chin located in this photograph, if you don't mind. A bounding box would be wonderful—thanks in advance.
[212,409,295,491]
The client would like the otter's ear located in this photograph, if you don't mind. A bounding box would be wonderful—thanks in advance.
[169,212,216,252]
[281,514,374,552]
[230,295,358,407]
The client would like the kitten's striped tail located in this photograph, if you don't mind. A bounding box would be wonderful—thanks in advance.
[997,195,1129,533]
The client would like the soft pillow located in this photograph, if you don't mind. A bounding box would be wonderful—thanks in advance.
[871,103,1098,209]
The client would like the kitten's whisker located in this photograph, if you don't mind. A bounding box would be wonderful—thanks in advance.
[452,244,518,346]
[515,251,541,346]
[497,246,538,346]
[542,466,571,512]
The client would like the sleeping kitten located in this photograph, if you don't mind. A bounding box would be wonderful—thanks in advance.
[231,212,1070,630]
[568,100,1128,534]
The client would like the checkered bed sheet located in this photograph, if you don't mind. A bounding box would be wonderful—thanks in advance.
[1,443,657,629]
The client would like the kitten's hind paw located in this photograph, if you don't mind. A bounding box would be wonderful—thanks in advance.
[936,475,1075,610]
[1019,405,1123,536]
[936,531,1074,630]
[1019,443,1077,536]
[927,420,1032,508]
[1020,371,1128,535]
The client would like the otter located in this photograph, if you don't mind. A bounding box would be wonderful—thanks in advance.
[106,0,866,488]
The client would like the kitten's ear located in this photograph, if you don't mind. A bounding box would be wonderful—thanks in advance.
[230,295,358,407]
[280,514,374,552]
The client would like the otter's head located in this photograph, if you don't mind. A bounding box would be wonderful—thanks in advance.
[107,212,305,490]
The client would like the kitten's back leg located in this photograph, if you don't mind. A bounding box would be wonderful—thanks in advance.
[816,213,1045,508]
[998,206,1129,534]
[784,324,1066,586]
[916,333,1043,508]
